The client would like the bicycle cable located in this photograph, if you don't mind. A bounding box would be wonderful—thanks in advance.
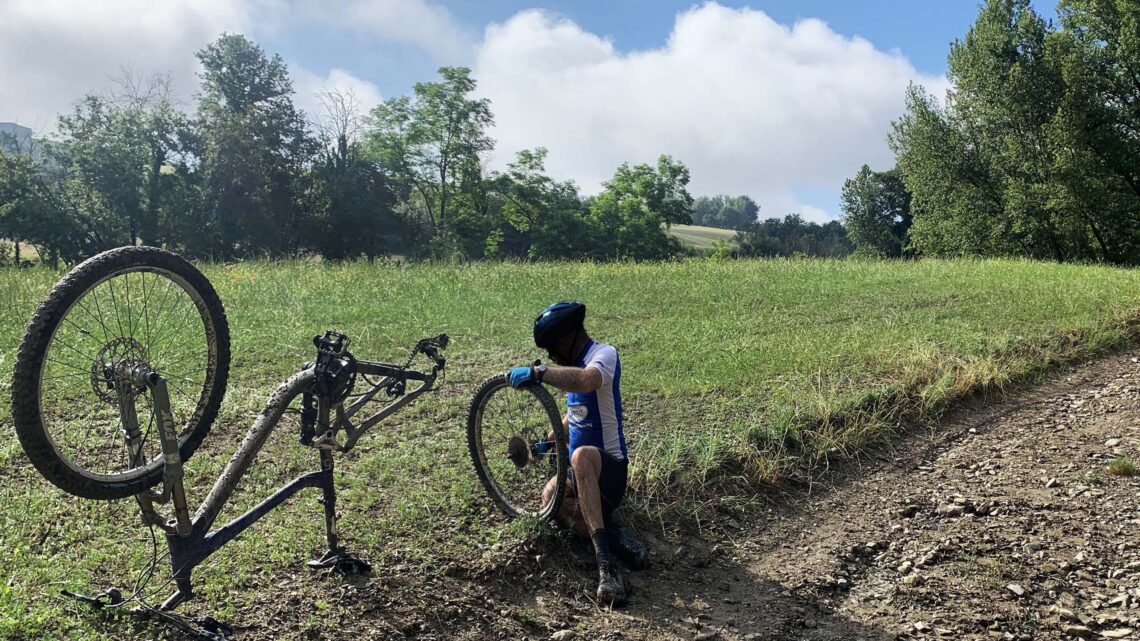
[97,517,161,610]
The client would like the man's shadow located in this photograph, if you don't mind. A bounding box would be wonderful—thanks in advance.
[486,523,896,641]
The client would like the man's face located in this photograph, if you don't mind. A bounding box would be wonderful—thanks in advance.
[547,335,574,366]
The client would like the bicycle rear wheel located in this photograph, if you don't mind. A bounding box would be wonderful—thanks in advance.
[466,375,568,520]
[11,246,230,500]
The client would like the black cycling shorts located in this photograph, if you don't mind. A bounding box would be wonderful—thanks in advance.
[568,449,628,529]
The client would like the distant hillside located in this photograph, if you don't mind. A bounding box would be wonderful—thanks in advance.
[668,224,737,250]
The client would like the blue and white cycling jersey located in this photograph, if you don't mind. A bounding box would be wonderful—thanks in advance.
[566,340,626,462]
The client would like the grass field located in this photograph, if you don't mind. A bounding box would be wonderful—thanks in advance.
[0,241,37,264]
[667,224,737,251]
[1,257,1138,639]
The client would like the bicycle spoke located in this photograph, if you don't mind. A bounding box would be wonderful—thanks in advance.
[77,293,115,345]
[141,271,155,354]
[36,264,215,478]
[124,270,133,340]
[142,277,176,355]
[105,274,128,340]
[41,370,91,382]
[475,385,561,517]
[47,334,100,367]
[148,305,200,366]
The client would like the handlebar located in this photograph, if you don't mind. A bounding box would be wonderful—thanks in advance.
[415,334,449,369]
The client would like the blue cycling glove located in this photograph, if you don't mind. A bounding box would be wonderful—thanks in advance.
[508,366,536,388]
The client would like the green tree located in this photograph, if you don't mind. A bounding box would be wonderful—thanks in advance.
[891,0,1140,263]
[735,214,853,259]
[54,95,144,246]
[586,155,693,260]
[196,33,314,258]
[307,90,399,260]
[490,148,593,259]
[691,194,759,230]
[54,74,194,249]
[840,165,913,257]
[1049,0,1140,263]
[365,67,494,255]
[0,149,113,266]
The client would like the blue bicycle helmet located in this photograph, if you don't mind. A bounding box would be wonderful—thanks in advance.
[533,301,586,349]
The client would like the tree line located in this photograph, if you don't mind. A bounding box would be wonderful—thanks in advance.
[843,0,1140,265]
[32,9,1128,268]
[0,34,711,266]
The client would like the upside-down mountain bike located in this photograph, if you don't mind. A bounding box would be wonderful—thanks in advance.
[11,246,570,639]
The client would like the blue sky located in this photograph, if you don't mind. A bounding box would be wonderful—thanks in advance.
[1,1,1058,221]
[269,1,989,105]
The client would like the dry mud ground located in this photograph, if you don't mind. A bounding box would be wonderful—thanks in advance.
[139,350,1140,641]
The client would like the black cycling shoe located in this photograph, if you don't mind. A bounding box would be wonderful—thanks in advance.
[596,568,627,606]
[607,526,647,570]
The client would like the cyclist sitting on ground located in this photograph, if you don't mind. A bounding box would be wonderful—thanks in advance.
[508,301,647,605]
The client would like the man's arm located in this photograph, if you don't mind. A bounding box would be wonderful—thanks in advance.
[541,365,603,393]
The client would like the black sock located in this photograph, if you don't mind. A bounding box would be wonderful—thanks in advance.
[591,528,611,574]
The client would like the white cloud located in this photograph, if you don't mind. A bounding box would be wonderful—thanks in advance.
[291,67,384,120]
[1,0,946,221]
[474,4,948,220]
[0,0,255,131]
[0,0,456,133]
[334,0,474,62]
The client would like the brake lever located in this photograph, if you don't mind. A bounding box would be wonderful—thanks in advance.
[422,345,445,369]
[416,334,449,368]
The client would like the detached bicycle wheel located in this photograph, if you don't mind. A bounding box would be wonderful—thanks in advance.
[11,246,230,500]
[467,375,567,520]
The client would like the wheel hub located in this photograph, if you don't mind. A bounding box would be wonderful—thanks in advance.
[91,337,149,403]
[506,435,531,469]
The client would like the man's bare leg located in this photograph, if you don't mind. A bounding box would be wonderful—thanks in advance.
[543,476,588,538]
[570,447,606,531]
[570,446,625,604]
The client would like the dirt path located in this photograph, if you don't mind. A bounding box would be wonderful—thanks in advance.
[222,351,1139,641]
[463,350,1140,641]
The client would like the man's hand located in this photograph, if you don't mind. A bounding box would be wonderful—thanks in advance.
[508,365,537,388]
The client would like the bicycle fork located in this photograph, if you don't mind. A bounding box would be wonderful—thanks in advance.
[118,364,192,536]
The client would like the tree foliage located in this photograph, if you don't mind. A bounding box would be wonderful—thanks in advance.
[584,155,693,260]
[734,215,853,259]
[307,90,400,260]
[891,0,1140,264]
[840,165,913,257]
[0,37,704,265]
[196,33,315,258]
[691,194,759,230]
[365,67,494,256]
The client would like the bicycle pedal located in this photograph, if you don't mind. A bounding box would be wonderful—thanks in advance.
[307,550,372,575]
[336,557,372,575]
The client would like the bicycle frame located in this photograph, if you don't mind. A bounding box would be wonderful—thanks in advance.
[123,334,446,611]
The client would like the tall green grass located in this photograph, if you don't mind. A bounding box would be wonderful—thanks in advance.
[0,256,1137,639]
